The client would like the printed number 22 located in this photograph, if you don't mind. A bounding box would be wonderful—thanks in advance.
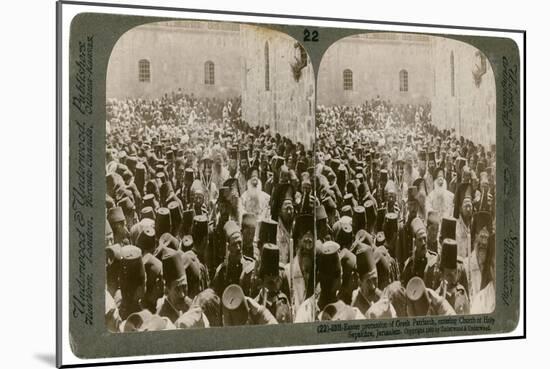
[304,29,319,42]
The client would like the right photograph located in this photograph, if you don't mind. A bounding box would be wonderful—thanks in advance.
[315,32,496,320]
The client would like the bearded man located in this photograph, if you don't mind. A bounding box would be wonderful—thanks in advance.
[241,167,271,219]
[426,167,454,218]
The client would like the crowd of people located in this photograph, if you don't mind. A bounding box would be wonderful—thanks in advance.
[313,97,496,320]
[104,92,496,333]
[105,92,316,332]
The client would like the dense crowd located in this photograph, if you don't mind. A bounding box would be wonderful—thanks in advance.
[313,97,496,320]
[105,92,316,332]
[104,92,496,332]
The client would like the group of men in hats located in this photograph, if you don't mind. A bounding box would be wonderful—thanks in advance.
[104,91,497,331]
[311,99,496,320]
[105,92,316,332]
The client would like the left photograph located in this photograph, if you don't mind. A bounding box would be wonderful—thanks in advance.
[104,20,316,332]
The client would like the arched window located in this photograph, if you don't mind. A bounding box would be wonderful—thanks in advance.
[264,42,270,91]
[204,61,215,85]
[450,52,455,97]
[138,59,150,82]
[343,69,353,91]
[399,69,408,92]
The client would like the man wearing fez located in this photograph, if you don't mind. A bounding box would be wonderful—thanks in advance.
[255,244,292,323]
[455,183,474,259]
[284,214,315,318]
[435,239,470,315]
[406,277,456,317]
[176,167,195,210]
[401,218,438,287]
[211,220,255,297]
[352,245,386,316]
[295,241,363,322]
[272,183,295,265]
[221,284,278,326]
[118,245,147,321]
[142,253,164,314]
[107,206,130,245]
[156,249,191,323]
[241,213,258,260]
[465,211,495,313]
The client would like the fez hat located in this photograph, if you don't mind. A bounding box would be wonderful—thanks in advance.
[406,277,430,316]
[364,200,377,231]
[374,248,391,289]
[167,201,182,235]
[440,239,458,269]
[428,151,436,161]
[222,284,249,326]
[343,193,356,208]
[143,253,162,289]
[352,206,367,233]
[181,251,201,296]
[143,193,156,209]
[259,243,280,278]
[384,212,399,241]
[181,235,193,252]
[107,206,125,227]
[106,243,122,266]
[339,248,356,283]
[356,244,377,278]
[293,214,314,245]
[320,301,358,321]
[192,215,209,245]
[155,207,171,237]
[258,219,278,245]
[440,217,457,241]
[141,206,155,221]
[224,220,241,239]
[136,226,156,254]
[410,217,426,238]
[181,209,195,234]
[119,245,145,293]
[317,241,342,280]
[341,205,353,218]
[418,151,427,161]
[334,221,353,249]
[472,211,492,236]
[376,208,386,233]
[162,249,187,286]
